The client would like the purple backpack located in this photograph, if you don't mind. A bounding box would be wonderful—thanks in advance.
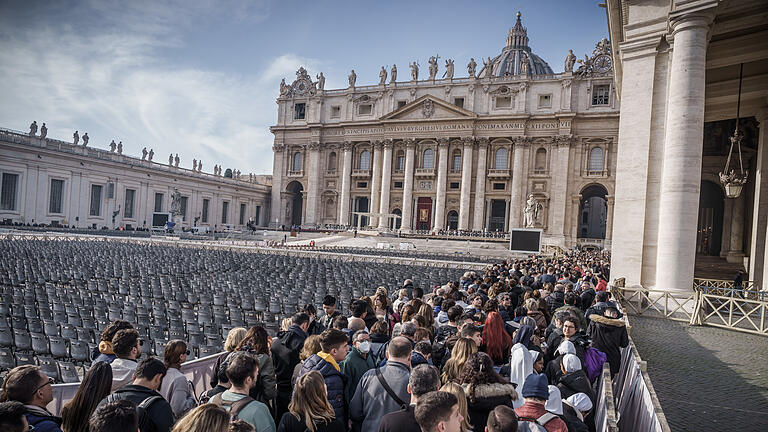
[584,347,607,382]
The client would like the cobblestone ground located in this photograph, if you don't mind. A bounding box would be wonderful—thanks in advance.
[629,316,768,431]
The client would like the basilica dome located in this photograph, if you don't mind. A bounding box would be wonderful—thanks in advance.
[479,12,554,77]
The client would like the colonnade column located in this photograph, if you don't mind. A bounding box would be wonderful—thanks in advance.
[654,12,714,292]
[570,194,582,245]
[401,139,416,231]
[433,138,449,232]
[369,140,383,228]
[472,138,489,230]
[377,140,393,229]
[751,109,768,283]
[547,135,572,245]
[605,195,614,249]
[338,141,353,226]
[304,142,321,225]
[271,143,284,227]
[509,137,528,229]
[727,192,745,263]
[458,137,474,230]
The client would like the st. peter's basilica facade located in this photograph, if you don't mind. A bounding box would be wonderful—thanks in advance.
[271,13,619,248]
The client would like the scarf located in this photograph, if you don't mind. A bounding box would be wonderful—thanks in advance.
[317,351,340,372]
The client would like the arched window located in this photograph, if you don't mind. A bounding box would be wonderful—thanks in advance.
[535,148,547,172]
[396,150,405,172]
[452,150,462,171]
[495,148,508,169]
[292,152,302,172]
[423,148,435,169]
[359,150,371,170]
[327,152,337,171]
[589,147,604,172]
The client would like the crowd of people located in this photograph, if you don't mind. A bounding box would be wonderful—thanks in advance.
[0,250,626,432]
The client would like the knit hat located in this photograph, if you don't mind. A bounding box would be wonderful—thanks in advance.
[522,373,549,400]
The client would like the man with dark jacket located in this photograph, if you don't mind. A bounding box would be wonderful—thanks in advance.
[341,330,376,402]
[350,336,412,432]
[378,364,440,432]
[584,291,623,325]
[545,284,566,313]
[97,358,174,432]
[586,307,628,377]
[299,329,349,423]
[0,365,62,432]
[271,312,310,419]
[319,295,342,330]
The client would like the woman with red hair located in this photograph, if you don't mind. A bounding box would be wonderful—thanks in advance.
[481,311,513,366]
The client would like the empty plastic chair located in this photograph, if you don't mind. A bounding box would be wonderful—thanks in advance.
[31,332,50,356]
[69,340,90,363]
[49,336,69,358]
[14,352,34,366]
[42,319,59,337]
[0,347,15,369]
[58,361,80,383]
[0,327,12,347]
[37,356,59,382]
[13,329,32,351]
[60,324,77,340]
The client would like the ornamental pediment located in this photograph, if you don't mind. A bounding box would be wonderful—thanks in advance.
[381,95,477,121]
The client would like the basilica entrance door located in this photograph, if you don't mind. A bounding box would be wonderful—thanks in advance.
[416,197,432,231]
[696,181,724,256]
[488,200,507,232]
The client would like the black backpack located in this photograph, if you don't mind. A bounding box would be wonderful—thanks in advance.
[105,392,163,431]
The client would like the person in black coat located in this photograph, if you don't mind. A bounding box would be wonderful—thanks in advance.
[271,313,310,420]
[586,307,628,377]
[556,354,595,404]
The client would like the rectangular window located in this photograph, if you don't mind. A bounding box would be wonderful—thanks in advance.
[396,155,405,172]
[397,100,407,109]
[358,104,372,115]
[453,97,465,108]
[89,184,102,216]
[0,173,19,211]
[202,199,210,223]
[254,206,261,226]
[180,196,188,221]
[107,182,114,199]
[493,183,506,190]
[592,85,610,106]
[221,201,229,224]
[538,94,552,108]
[330,106,341,118]
[294,103,306,120]
[357,182,368,188]
[154,193,164,213]
[49,179,64,214]
[394,181,403,189]
[239,203,246,225]
[124,189,135,219]
[449,182,460,190]
[495,96,511,108]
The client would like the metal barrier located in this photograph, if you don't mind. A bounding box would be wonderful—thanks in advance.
[47,351,222,416]
[613,284,768,336]
[594,364,620,432]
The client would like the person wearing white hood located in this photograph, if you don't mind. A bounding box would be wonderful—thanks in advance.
[507,343,533,408]
[545,340,576,385]
[562,393,592,431]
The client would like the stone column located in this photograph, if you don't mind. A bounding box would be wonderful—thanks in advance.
[548,135,572,245]
[655,12,714,292]
[727,192,745,263]
[605,195,615,248]
[472,138,489,231]
[338,142,353,226]
[369,140,383,228]
[377,140,393,229]
[750,109,768,282]
[401,139,416,231]
[509,137,528,229]
[270,143,284,227]
[458,137,474,230]
[571,194,582,245]
[433,138,449,231]
[304,142,321,225]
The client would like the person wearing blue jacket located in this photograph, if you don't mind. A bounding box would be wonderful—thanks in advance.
[0,365,62,432]
[298,329,350,425]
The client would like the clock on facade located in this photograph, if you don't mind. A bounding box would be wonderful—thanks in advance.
[594,54,612,73]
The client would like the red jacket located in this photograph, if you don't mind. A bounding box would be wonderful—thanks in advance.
[515,400,568,432]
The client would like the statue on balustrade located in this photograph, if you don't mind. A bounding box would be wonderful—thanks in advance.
[467,58,477,78]
[29,121,38,136]
[390,64,397,83]
[316,72,325,91]
[73,131,79,145]
[443,59,454,80]
[148,148,154,161]
[142,147,148,160]
[379,66,387,85]
[410,61,419,81]
[348,69,357,87]
[82,133,89,146]
[117,141,123,154]
[40,123,47,139]
[110,140,116,152]
[564,49,576,73]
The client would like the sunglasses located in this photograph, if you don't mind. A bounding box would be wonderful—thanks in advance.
[34,377,54,393]
[185,350,191,355]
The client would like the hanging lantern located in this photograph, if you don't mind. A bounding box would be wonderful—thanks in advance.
[719,63,748,198]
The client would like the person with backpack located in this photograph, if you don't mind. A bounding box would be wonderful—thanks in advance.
[97,357,174,432]
[271,313,310,420]
[514,374,568,432]
[586,306,628,377]
[89,399,139,432]
[209,352,275,432]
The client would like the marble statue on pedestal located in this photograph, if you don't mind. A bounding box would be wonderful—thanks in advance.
[379,66,387,85]
[82,133,88,146]
[197,161,202,172]
[117,141,122,154]
[428,56,439,80]
[520,52,529,75]
[348,70,356,87]
[169,154,174,166]
[40,123,47,139]
[564,50,576,73]
[444,59,454,80]
[193,159,197,171]
[174,154,180,167]
[148,149,154,161]
[142,147,147,160]
[524,194,542,228]
[467,58,477,78]
[390,64,397,83]
[316,72,325,91]
[73,131,79,145]
[29,121,38,136]
[410,62,419,80]
[110,140,116,152]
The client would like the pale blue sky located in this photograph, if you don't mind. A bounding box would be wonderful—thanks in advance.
[0,0,608,175]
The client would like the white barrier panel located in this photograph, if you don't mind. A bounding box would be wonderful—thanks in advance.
[46,352,223,416]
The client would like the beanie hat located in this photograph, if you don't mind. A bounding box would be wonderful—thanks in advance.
[522,373,549,400]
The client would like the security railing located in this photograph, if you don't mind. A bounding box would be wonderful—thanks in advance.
[613,283,768,336]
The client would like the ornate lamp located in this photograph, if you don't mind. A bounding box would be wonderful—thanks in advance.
[719,63,748,198]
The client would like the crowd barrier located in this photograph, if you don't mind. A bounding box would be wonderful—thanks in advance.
[47,352,222,416]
